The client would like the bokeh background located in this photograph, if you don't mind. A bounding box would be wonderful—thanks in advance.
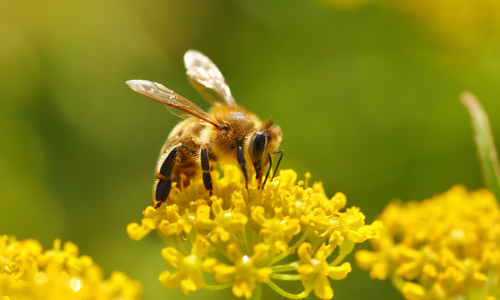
[2,0,500,299]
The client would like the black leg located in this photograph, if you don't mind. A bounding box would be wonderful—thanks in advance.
[154,146,179,208]
[200,147,213,196]
[261,154,272,190]
[155,178,172,208]
[271,150,284,181]
[237,146,249,189]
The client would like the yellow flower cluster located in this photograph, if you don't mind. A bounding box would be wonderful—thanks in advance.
[318,0,500,50]
[0,235,142,300]
[390,0,500,50]
[317,0,374,9]
[127,165,381,299]
[355,185,500,300]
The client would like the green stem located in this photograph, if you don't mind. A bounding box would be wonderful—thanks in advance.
[270,261,301,272]
[271,226,312,265]
[241,222,251,255]
[202,282,232,291]
[461,92,500,201]
[250,281,261,300]
[270,273,301,281]
[389,272,405,294]
[176,234,190,256]
[266,280,311,299]
[206,238,228,259]
[484,269,500,299]
[157,231,177,248]
[330,240,354,266]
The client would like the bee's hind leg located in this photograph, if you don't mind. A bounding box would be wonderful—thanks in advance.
[154,146,179,209]
[200,147,213,197]
[237,146,249,189]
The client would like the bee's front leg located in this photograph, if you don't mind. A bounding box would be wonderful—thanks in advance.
[261,154,273,190]
[237,146,249,189]
[261,149,284,191]
[271,149,284,181]
[154,146,179,209]
[200,147,213,197]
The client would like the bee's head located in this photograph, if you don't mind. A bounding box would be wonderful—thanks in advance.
[249,119,282,181]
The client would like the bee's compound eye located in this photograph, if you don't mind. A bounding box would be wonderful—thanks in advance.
[252,131,267,161]
[221,124,230,131]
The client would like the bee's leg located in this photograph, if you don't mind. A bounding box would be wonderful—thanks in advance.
[261,154,273,190]
[154,146,179,209]
[271,150,284,181]
[237,146,249,189]
[200,147,213,197]
[260,149,284,191]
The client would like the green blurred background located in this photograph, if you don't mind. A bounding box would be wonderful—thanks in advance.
[2,0,500,299]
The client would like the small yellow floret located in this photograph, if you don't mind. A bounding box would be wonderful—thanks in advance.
[214,243,272,299]
[159,238,215,295]
[297,243,352,299]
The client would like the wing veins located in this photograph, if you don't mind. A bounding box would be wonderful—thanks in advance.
[126,80,220,128]
[184,50,237,106]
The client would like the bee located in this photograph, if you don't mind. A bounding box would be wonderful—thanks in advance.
[126,50,283,209]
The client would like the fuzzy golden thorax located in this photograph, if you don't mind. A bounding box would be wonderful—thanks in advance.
[202,105,282,178]
[203,105,260,163]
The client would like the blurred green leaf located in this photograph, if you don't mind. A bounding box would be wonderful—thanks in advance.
[461,92,500,200]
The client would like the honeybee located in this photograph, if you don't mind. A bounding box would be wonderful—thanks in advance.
[127,50,283,209]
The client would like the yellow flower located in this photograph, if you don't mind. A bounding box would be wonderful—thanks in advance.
[317,0,375,10]
[319,0,500,50]
[157,204,198,242]
[389,0,500,50]
[309,195,382,249]
[356,185,500,299]
[251,206,301,254]
[355,236,395,280]
[159,238,216,295]
[128,165,380,299]
[0,235,142,300]
[297,243,352,299]
[214,243,272,299]
[197,197,248,243]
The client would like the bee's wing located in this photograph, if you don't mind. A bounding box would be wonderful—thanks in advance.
[126,80,221,128]
[184,50,237,106]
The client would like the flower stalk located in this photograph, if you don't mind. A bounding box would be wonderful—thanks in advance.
[461,92,500,201]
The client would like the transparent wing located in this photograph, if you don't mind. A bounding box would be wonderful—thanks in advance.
[184,50,237,106]
[126,80,221,128]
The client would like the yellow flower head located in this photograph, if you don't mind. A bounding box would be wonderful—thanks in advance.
[297,243,352,299]
[319,0,500,51]
[0,235,142,300]
[128,165,380,299]
[355,185,500,300]
[159,238,216,295]
[214,243,272,299]
[197,198,248,243]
